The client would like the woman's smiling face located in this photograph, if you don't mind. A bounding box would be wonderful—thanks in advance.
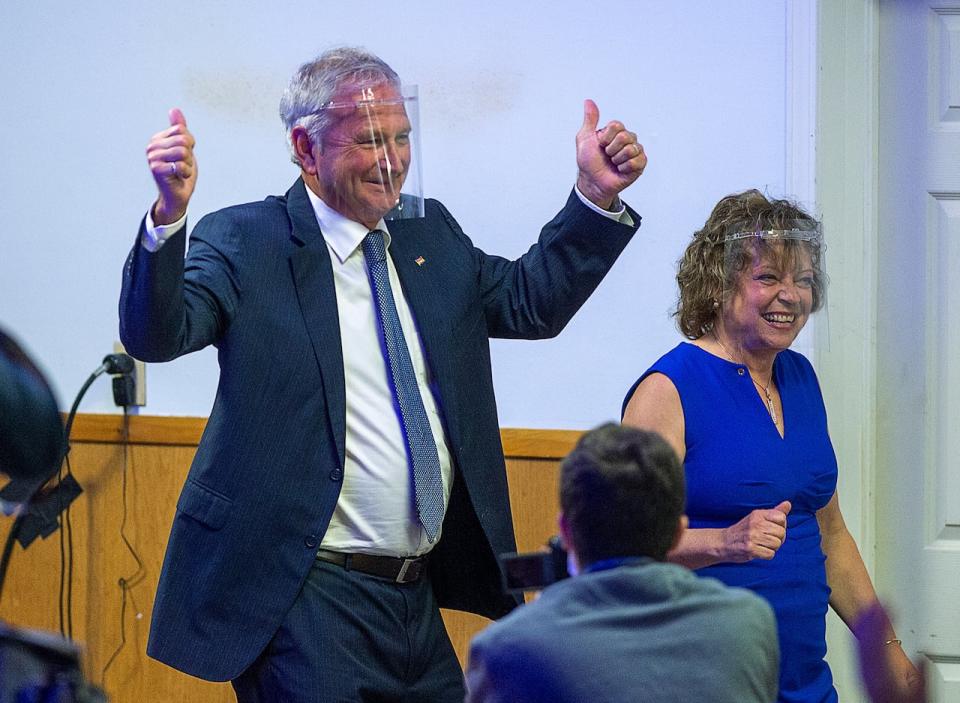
[720,241,816,354]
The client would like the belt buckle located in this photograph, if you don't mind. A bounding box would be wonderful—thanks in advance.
[395,557,420,583]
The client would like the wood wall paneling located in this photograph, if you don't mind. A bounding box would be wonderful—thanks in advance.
[0,415,577,702]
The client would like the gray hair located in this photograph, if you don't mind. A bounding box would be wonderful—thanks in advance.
[279,47,401,166]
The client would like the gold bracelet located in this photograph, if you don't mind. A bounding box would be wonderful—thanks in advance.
[884,639,902,646]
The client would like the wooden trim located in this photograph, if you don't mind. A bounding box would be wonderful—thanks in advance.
[500,428,582,459]
[68,413,207,446]
[68,414,583,458]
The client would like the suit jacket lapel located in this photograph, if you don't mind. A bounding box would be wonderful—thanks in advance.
[286,179,346,467]
[388,217,463,455]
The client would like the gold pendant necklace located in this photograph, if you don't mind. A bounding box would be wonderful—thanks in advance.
[750,376,778,425]
[713,333,779,425]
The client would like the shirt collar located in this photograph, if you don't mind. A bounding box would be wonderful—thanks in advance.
[305,186,392,264]
[582,556,655,574]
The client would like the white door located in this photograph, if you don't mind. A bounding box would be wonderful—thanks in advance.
[876,1,960,700]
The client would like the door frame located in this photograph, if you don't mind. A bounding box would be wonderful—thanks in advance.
[816,0,880,700]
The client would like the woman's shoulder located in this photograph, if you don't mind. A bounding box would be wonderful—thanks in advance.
[621,342,701,418]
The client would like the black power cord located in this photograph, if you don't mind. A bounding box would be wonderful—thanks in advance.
[56,353,136,640]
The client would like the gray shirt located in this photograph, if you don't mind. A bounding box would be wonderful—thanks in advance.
[466,559,778,703]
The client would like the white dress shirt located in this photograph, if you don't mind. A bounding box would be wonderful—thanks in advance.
[303,190,454,557]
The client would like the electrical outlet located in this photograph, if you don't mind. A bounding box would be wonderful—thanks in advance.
[113,341,146,406]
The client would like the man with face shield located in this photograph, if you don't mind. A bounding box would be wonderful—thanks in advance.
[622,190,921,702]
[120,47,646,702]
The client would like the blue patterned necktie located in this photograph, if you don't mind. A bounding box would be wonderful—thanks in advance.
[362,230,444,542]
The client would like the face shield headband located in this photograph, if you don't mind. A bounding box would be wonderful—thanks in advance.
[722,222,822,245]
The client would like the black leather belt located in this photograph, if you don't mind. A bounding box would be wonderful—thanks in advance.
[315,549,429,584]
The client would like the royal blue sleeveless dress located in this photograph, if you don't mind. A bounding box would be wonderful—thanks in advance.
[623,343,839,703]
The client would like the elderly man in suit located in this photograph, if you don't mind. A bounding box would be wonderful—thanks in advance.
[119,47,645,702]
[465,424,780,703]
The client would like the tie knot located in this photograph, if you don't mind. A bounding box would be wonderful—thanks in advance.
[363,230,387,264]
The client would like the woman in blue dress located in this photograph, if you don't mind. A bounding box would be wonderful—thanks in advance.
[622,191,919,702]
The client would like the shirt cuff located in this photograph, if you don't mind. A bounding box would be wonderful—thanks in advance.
[142,209,187,252]
[574,186,634,226]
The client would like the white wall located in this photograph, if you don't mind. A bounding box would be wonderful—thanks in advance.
[0,0,791,427]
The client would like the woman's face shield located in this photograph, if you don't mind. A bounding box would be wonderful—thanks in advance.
[312,84,424,223]
[720,222,827,348]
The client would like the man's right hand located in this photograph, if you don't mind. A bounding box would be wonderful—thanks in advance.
[722,500,792,562]
[146,108,197,225]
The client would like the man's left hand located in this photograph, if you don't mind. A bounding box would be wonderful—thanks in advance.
[575,99,647,210]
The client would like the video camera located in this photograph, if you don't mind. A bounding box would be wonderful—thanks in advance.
[498,536,570,594]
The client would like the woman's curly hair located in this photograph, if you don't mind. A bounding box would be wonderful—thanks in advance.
[674,189,826,340]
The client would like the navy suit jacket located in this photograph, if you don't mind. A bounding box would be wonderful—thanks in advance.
[119,178,638,681]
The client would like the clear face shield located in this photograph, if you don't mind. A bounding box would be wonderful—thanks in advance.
[720,221,827,353]
[314,83,424,222]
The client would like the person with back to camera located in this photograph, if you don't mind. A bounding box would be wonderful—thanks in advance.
[621,190,921,702]
[465,423,779,703]
[119,46,646,702]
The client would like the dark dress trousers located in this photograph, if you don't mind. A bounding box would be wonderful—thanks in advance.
[118,178,638,681]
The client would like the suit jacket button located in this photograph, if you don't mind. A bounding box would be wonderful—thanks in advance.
[304,535,318,549]
[329,468,343,481]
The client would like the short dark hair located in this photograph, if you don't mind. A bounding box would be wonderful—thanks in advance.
[560,424,685,566]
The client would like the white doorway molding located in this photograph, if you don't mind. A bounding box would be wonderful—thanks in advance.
[816,0,880,701]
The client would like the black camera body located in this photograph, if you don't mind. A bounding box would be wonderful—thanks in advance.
[498,536,570,594]
[0,624,106,702]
